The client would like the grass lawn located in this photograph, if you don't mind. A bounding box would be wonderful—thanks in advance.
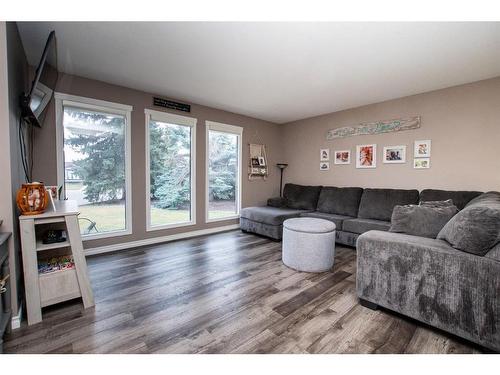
[78,202,236,234]
[66,181,83,191]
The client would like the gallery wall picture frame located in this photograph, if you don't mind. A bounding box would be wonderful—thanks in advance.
[383,145,406,164]
[320,149,330,161]
[414,140,431,158]
[258,156,266,166]
[334,150,351,165]
[356,144,377,169]
[320,162,330,171]
[414,158,431,169]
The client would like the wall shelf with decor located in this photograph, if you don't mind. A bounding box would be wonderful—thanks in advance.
[248,143,269,180]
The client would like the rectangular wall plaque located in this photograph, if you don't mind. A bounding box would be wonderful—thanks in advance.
[153,97,191,113]
[326,116,421,140]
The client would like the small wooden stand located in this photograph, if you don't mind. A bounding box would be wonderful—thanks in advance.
[19,200,94,325]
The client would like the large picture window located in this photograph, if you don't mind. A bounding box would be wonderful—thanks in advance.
[206,121,242,222]
[56,94,132,239]
[145,109,196,230]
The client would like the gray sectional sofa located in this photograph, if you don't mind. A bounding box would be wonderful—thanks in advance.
[240,183,480,246]
[241,183,500,351]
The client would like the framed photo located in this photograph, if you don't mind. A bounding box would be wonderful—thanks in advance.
[257,156,266,166]
[334,150,351,165]
[320,162,330,171]
[414,158,430,169]
[251,158,260,167]
[383,145,406,164]
[320,149,330,161]
[250,167,260,174]
[414,140,431,158]
[45,185,59,200]
[356,144,377,168]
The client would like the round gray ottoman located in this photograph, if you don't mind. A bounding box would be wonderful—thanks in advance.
[282,217,336,272]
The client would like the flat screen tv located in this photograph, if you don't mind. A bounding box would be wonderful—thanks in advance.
[20,30,58,128]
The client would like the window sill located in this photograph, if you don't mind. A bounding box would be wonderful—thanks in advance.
[206,215,240,223]
[146,221,196,232]
[82,229,132,242]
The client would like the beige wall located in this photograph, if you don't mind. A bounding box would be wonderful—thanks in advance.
[282,77,500,192]
[31,69,500,251]
[1,22,30,317]
[33,73,284,250]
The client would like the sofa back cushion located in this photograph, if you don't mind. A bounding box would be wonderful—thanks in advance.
[419,189,482,210]
[316,187,364,217]
[283,183,322,210]
[358,188,420,221]
[437,191,500,256]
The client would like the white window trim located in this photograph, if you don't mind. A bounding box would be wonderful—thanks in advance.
[205,120,243,223]
[145,109,197,231]
[55,92,133,241]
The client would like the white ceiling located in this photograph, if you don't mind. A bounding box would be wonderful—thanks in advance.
[17,22,500,124]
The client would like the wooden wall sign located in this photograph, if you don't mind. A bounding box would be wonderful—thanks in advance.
[153,97,191,113]
[326,116,420,140]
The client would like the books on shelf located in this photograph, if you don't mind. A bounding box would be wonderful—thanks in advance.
[38,255,75,274]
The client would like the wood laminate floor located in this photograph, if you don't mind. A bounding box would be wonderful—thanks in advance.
[4,230,483,354]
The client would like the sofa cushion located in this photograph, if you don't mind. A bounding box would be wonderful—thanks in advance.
[267,197,288,208]
[300,211,354,229]
[283,183,322,210]
[437,191,500,256]
[485,242,500,263]
[420,189,482,210]
[342,218,391,234]
[316,187,364,217]
[419,199,454,208]
[465,190,500,207]
[390,204,459,239]
[357,188,420,221]
[240,206,310,226]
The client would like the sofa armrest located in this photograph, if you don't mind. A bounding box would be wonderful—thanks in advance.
[267,197,288,208]
[356,230,500,352]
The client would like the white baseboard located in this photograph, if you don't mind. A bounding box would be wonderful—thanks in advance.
[11,302,22,330]
[84,224,240,256]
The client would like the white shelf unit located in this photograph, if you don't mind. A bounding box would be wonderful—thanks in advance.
[19,200,94,325]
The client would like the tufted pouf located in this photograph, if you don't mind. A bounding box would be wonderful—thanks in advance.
[282,217,336,272]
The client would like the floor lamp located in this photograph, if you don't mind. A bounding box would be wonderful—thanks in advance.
[276,163,288,197]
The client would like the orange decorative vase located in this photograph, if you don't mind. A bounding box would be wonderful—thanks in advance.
[16,182,49,215]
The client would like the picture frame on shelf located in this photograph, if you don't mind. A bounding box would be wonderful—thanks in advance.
[45,186,58,200]
[334,150,351,165]
[250,167,261,174]
[320,148,330,161]
[383,145,406,164]
[251,158,260,167]
[356,144,377,168]
[414,140,431,158]
[414,158,431,169]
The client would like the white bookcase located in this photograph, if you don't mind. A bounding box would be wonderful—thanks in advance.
[19,200,94,325]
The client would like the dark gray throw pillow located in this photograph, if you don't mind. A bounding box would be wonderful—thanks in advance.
[437,191,500,256]
[419,199,454,208]
[390,204,459,239]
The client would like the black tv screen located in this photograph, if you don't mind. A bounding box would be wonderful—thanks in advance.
[21,30,58,128]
